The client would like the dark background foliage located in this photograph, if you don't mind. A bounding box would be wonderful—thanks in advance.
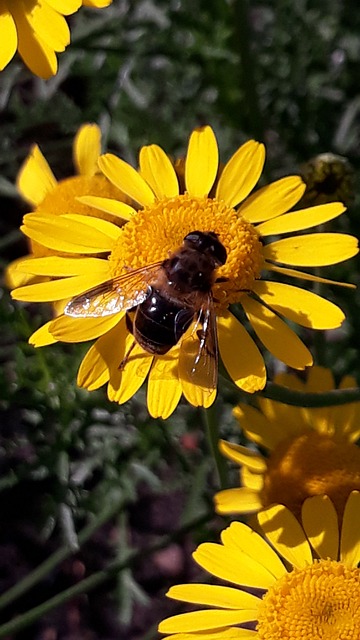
[0,0,359,638]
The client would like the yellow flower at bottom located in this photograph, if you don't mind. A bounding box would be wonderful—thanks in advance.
[10,126,358,418]
[0,0,112,79]
[215,366,360,520]
[159,492,360,639]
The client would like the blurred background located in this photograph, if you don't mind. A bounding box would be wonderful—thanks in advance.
[0,1,359,638]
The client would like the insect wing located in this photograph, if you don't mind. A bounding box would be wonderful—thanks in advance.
[179,296,218,392]
[64,263,162,318]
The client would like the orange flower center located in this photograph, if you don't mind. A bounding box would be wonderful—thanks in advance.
[109,193,264,310]
[261,431,360,519]
[257,559,360,639]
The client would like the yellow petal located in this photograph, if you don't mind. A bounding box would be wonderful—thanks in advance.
[98,153,155,206]
[258,504,312,569]
[27,0,70,52]
[241,466,264,491]
[241,295,313,369]
[166,583,260,610]
[12,1,58,79]
[0,3,17,70]
[178,323,217,409]
[21,212,118,253]
[159,630,256,640]
[220,521,287,579]
[13,256,109,277]
[185,126,218,197]
[263,233,358,267]
[17,144,57,206]
[147,349,182,419]
[139,144,179,199]
[50,313,122,342]
[82,0,112,6]
[77,196,136,221]
[73,123,101,177]
[301,495,339,560]
[214,487,262,515]
[233,404,284,450]
[108,340,153,404]
[29,321,59,347]
[217,311,266,392]
[256,202,345,236]
[238,176,305,223]
[267,263,356,289]
[253,281,345,329]
[77,321,125,390]
[340,491,360,568]
[45,0,81,15]
[215,140,265,208]
[218,441,267,473]
[158,609,256,634]
[193,541,279,590]
[12,272,108,302]
[6,257,39,288]
[305,365,334,392]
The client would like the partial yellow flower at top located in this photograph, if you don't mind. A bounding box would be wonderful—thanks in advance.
[215,366,360,521]
[10,126,358,419]
[7,122,126,289]
[0,0,112,79]
[159,492,360,640]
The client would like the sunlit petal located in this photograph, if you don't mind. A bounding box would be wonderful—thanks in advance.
[216,140,265,208]
[258,504,312,569]
[256,202,345,235]
[98,153,155,206]
[185,126,218,197]
[17,144,57,206]
[241,295,313,369]
[253,281,345,329]
[302,495,339,560]
[239,176,305,223]
[147,348,182,419]
[218,311,266,392]
[49,313,123,342]
[264,233,358,267]
[214,487,262,514]
[340,491,360,568]
[77,196,136,221]
[73,123,101,176]
[140,144,179,198]
[218,440,267,473]
[266,263,356,289]
[0,3,17,70]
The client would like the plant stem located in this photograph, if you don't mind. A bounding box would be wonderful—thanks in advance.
[202,405,229,490]
[0,511,212,638]
[259,381,360,407]
[0,492,127,611]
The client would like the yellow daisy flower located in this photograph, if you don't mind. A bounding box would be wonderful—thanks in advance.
[10,126,358,419]
[215,366,360,521]
[7,122,125,288]
[159,492,360,640]
[0,0,112,79]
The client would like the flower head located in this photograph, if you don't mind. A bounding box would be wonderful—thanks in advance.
[7,122,125,289]
[159,492,360,640]
[300,152,355,207]
[0,0,111,79]
[11,126,358,418]
[215,366,360,520]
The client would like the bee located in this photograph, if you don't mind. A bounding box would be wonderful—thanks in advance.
[64,231,227,390]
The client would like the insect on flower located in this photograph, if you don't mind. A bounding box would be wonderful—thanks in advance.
[64,230,227,391]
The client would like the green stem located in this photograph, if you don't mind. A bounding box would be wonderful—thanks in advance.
[259,382,360,407]
[0,493,126,611]
[0,511,212,639]
[202,405,229,490]
[232,0,265,140]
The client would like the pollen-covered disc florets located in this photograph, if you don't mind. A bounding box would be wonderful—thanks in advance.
[108,193,264,309]
[257,559,360,639]
[261,431,360,519]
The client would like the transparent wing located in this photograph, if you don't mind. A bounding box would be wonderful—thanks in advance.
[179,295,218,391]
[64,262,162,318]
